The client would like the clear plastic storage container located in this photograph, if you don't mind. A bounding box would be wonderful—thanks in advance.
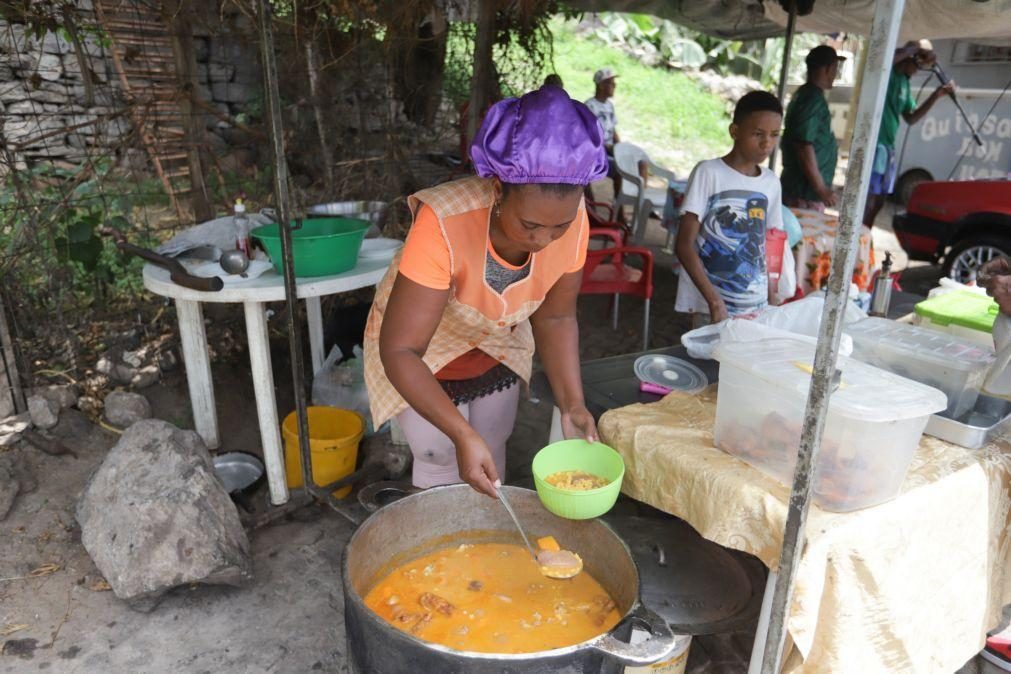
[844,317,995,419]
[913,290,998,349]
[713,338,947,512]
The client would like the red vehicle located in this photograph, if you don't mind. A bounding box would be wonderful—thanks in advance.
[893,179,1011,283]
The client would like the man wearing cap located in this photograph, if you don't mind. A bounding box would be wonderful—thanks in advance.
[584,68,623,207]
[781,46,845,212]
[584,68,620,150]
[863,39,955,227]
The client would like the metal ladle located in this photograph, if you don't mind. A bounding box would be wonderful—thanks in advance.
[219,249,250,277]
[496,485,584,579]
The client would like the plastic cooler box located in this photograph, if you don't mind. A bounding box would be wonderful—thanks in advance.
[713,338,946,512]
[844,317,995,419]
[914,290,998,348]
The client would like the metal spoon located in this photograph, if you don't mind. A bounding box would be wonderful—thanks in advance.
[220,249,250,277]
[495,486,583,579]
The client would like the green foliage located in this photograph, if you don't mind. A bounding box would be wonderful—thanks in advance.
[592,13,774,82]
[0,160,168,312]
[443,5,557,106]
[550,19,729,174]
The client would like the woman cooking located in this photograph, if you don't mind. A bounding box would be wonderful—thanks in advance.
[363,85,607,498]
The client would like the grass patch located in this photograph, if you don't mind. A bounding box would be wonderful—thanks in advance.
[549,18,730,176]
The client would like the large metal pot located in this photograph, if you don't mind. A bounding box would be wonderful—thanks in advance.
[343,484,678,673]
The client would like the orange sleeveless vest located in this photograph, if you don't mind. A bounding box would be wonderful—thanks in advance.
[363,176,588,427]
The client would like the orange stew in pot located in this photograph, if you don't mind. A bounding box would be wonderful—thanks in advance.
[364,542,621,653]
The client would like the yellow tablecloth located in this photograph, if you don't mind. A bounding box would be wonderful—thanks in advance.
[791,208,875,295]
[599,388,1011,673]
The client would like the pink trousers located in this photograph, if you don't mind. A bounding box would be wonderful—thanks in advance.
[396,384,520,488]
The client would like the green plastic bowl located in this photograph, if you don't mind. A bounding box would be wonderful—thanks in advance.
[532,439,625,519]
[251,217,370,278]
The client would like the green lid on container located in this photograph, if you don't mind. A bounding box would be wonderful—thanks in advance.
[914,290,998,333]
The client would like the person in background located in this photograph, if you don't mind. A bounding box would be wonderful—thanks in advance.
[364,86,605,498]
[543,73,564,90]
[584,68,623,215]
[675,91,785,325]
[863,39,955,227]
[781,45,845,211]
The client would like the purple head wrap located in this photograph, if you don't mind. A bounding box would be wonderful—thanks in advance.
[470,85,609,185]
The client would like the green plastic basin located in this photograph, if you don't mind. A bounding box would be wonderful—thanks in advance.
[252,217,370,278]
[532,439,625,520]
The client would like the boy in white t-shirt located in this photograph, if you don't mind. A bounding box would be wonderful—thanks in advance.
[675,91,785,325]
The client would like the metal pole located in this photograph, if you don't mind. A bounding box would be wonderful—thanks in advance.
[768,0,797,172]
[255,0,315,499]
[758,0,906,671]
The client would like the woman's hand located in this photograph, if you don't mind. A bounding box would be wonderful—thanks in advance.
[455,430,500,498]
[561,405,598,444]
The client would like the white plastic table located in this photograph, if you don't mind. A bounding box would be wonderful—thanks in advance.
[143,259,390,505]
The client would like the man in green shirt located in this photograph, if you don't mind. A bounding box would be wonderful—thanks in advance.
[781,46,845,212]
[863,40,955,227]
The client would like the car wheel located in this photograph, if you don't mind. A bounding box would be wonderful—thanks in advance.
[894,169,932,206]
[943,236,1011,283]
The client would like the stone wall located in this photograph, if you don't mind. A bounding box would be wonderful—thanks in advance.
[0,1,261,169]
[0,0,428,199]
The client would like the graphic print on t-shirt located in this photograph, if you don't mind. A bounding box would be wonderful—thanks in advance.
[696,189,768,314]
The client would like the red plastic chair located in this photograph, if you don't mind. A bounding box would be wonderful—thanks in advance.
[580,228,654,350]
[586,199,630,245]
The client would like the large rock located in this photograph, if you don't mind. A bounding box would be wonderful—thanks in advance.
[76,420,252,609]
[27,395,59,430]
[104,391,151,427]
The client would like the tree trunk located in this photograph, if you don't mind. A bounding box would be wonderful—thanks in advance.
[467,0,497,149]
[390,8,449,128]
[163,0,213,222]
[304,37,334,194]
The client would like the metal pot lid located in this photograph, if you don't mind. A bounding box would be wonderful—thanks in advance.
[633,355,708,393]
[213,452,264,493]
[605,515,756,634]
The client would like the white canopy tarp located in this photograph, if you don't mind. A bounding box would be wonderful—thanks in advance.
[566,0,1011,41]
[765,0,1011,41]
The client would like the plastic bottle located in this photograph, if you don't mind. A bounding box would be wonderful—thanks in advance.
[233,198,251,256]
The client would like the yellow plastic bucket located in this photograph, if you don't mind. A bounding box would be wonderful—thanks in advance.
[282,406,364,498]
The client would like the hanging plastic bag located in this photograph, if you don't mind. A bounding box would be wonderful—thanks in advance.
[312,345,376,434]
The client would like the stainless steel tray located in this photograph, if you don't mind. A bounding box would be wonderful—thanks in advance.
[925,394,1011,449]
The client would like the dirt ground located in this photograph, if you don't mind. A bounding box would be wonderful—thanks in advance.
[0,186,993,674]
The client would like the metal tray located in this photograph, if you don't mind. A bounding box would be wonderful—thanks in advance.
[924,394,1011,449]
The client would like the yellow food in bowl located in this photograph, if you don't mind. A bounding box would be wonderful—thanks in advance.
[364,542,620,653]
[544,470,610,491]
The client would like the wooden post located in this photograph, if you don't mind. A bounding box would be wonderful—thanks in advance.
[0,291,25,418]
[163,0,214,222]
[756,0,907,670]
[467,0,497,149]
[843,39,869,154]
